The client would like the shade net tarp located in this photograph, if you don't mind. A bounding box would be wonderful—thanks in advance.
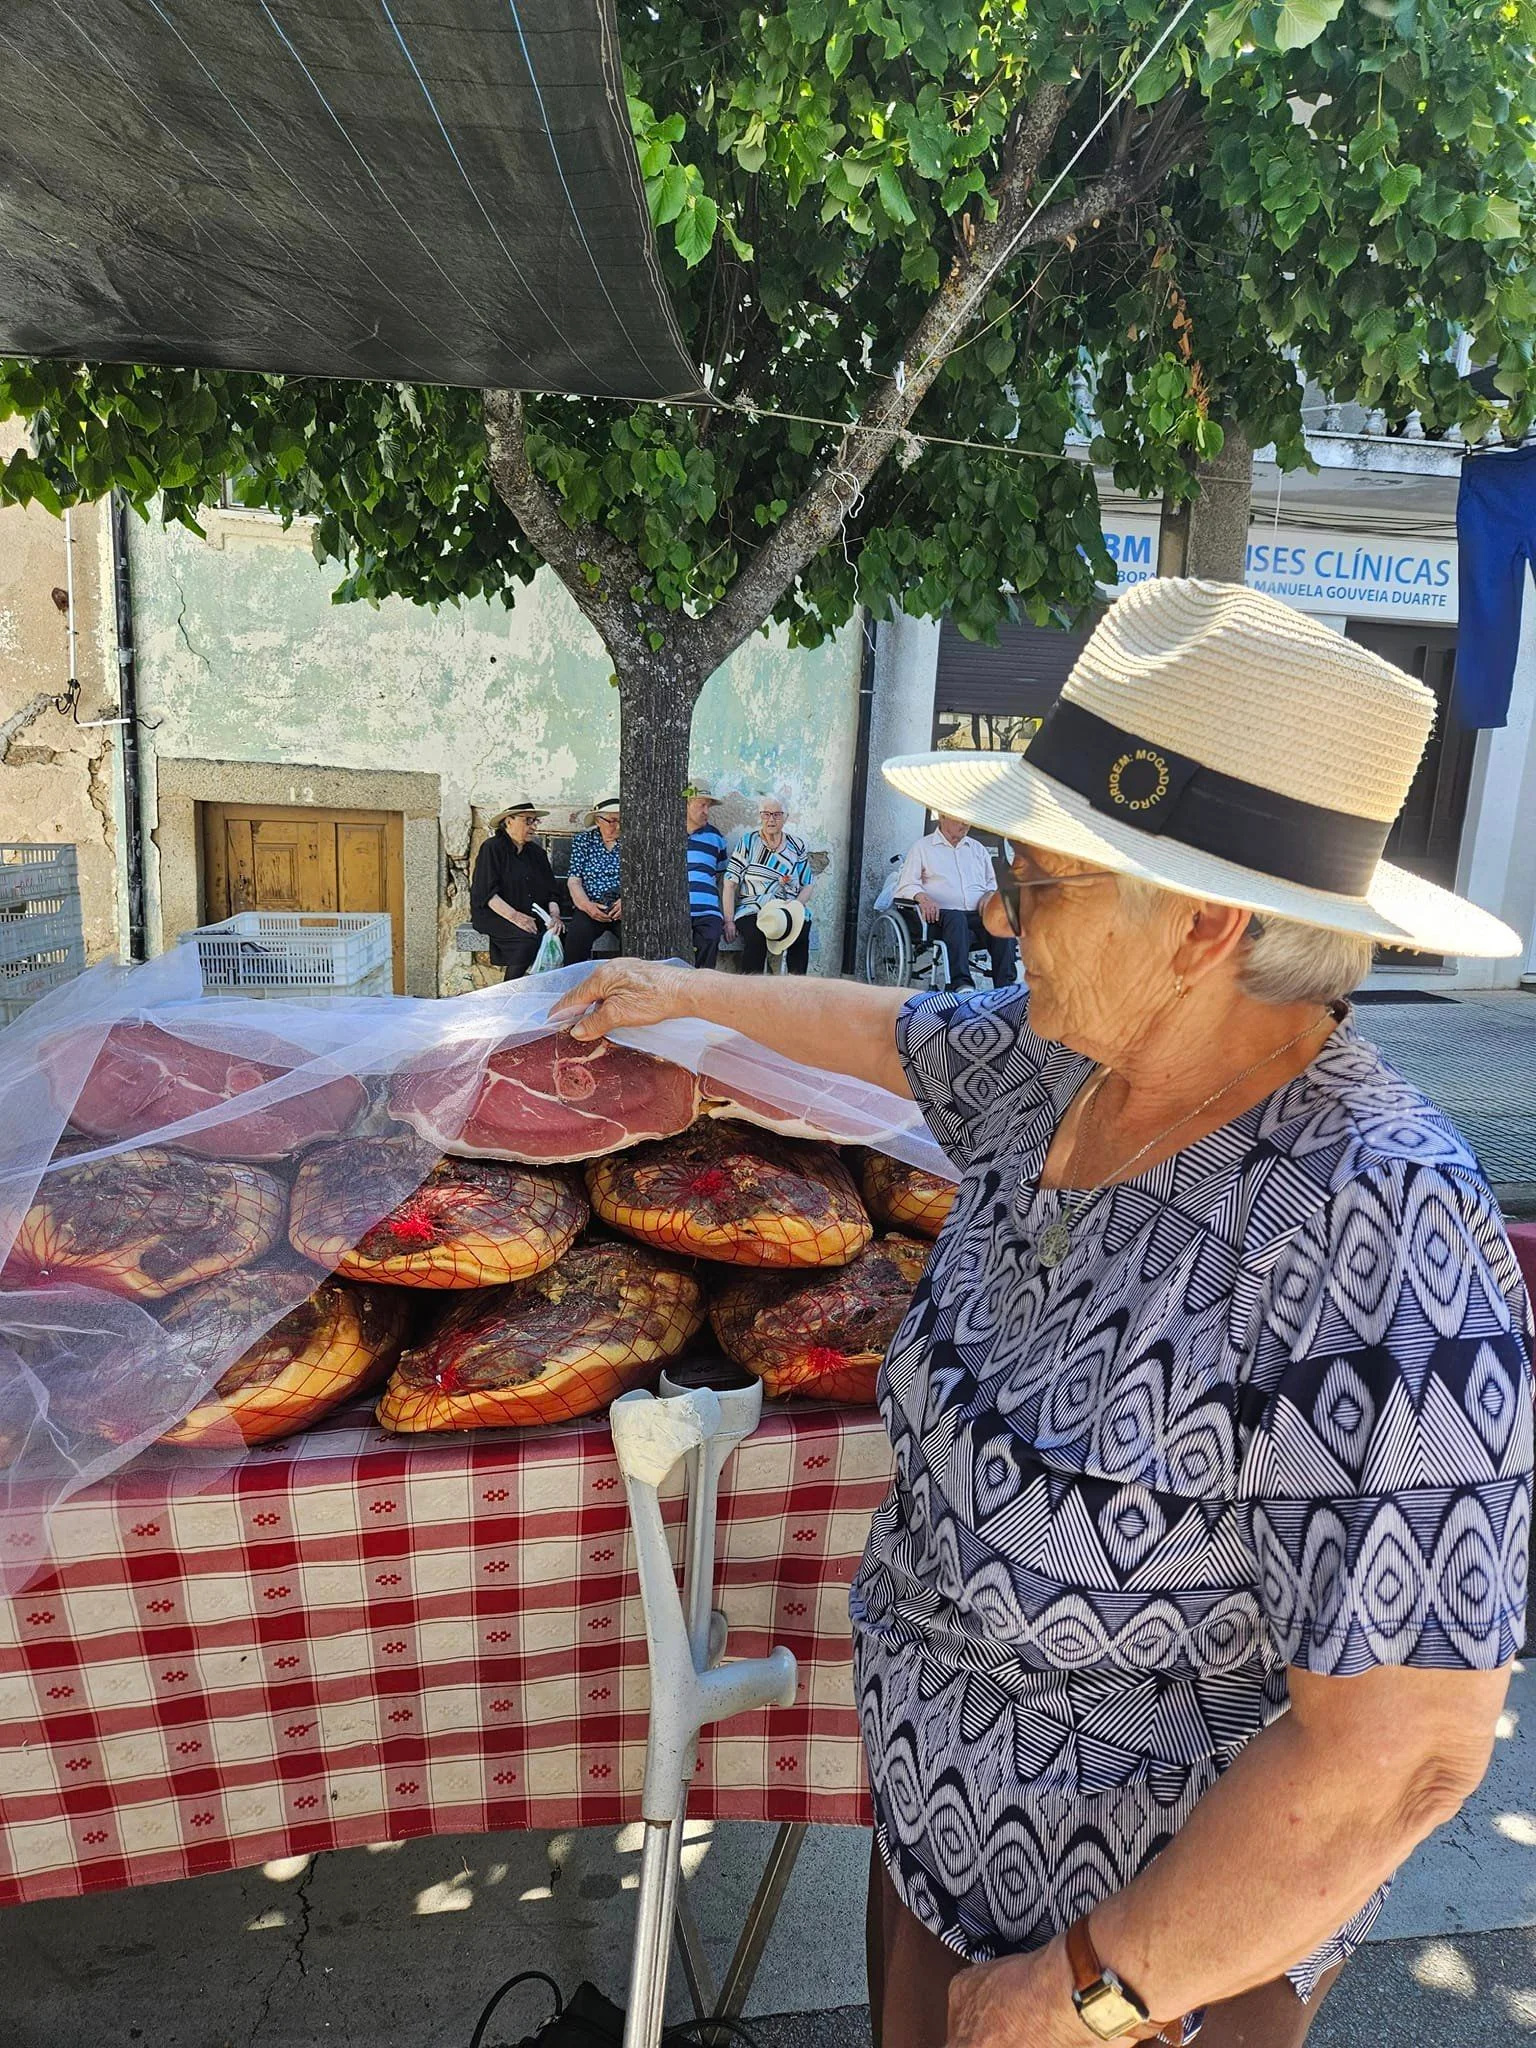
[0,0,705,401]
[0,956,947,1590]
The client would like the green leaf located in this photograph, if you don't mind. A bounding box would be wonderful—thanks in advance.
[1202,0,1253,59]
[674,193,719,267]
[876,164,916,226]
[825,29,852,78]
[1481,195,1523,243]
[650,164,689,226]
[1271,0,1345,50]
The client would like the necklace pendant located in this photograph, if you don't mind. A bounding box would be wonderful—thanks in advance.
[1036,1213,1073,1268]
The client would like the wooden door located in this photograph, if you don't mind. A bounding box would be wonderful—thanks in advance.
[201,803,406,991]
[1344,624,1471,968]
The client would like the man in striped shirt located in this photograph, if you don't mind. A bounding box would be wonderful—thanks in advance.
[685,786,729,968]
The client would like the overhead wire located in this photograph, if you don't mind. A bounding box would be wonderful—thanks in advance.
[139,0,460,376]
[501,0,666,386]
[254,0,546,384]
[374,0,611,386]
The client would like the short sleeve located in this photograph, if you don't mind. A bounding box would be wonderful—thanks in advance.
[1239,1158,1533,1674]
[894,984,1052,1168]
[726,835,749,884]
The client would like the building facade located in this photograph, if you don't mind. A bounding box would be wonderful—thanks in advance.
[5,428,1534,999]
[92,506,865,990]
[864,434,1536,995]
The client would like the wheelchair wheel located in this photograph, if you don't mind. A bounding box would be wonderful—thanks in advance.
[863,907,913,986]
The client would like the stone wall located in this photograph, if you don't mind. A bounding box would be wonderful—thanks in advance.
[0,423,120,961]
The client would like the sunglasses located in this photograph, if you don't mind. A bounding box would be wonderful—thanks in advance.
[989,848,1108,934]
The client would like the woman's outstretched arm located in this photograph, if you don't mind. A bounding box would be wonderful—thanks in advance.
[549,961,913,1099]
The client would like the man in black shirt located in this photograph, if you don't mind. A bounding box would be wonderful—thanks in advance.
[469,802,562,980]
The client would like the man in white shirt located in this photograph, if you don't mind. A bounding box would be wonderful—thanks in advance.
[894,813,1018,991]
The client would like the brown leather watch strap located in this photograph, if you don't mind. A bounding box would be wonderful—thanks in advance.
[1065,1917,1181,2044]
[1066,1916,1107,1996]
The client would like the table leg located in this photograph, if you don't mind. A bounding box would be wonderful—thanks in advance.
[673,1881,718,2020]
[672,1819,809,2040]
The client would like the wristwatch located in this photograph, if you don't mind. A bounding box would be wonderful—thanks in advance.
[1065,1918,1177,2043]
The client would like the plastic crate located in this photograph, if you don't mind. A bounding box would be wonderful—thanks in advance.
[0,947,85,1027]
[0,843,77,914]
[182,911,393,992]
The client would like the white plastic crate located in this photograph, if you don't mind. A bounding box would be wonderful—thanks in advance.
[182,912,393,992]
[0,843,78,913]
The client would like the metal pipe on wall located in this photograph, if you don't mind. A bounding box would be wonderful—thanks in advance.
[110,492,149,961]
[839,609,878,976]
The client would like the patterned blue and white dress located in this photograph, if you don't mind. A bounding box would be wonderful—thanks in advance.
[851,987,1532,1996]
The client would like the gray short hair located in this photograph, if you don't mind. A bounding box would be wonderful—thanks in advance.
[1114,874,1370,1005]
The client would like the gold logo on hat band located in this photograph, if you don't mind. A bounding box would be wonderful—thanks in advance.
[1107,748,1171,812]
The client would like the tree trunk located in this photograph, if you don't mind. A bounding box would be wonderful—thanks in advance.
[1157,422,1253,582]
[615,658,703,962]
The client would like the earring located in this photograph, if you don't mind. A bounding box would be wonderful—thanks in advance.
[1174,973,1188,1000]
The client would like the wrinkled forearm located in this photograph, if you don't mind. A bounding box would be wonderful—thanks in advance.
[1090,1696,1493,2024]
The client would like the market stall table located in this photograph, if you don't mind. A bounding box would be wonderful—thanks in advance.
[0,1398,891,1913]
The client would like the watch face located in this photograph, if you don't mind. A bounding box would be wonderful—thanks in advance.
[1075,1982,1149,2040]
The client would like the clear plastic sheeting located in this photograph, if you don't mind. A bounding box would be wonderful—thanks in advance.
[0,956,946,1588]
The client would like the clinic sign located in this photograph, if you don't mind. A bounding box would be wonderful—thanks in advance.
[1102,517,1458,622]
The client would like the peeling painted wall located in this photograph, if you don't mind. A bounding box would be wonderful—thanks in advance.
[127,511,863,986]
[0,423,120,962]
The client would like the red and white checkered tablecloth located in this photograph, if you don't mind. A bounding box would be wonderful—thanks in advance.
[0,1399,893,1906]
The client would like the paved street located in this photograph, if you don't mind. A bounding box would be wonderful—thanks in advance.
[1357,990,1536,1205]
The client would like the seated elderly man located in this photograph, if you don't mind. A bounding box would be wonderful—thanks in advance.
[553,580,1531,2048]
[895,812,1018,990]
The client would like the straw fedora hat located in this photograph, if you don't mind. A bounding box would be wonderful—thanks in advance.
[490,799,547,829]
[884,579,1519,957]
[755,898,808,955]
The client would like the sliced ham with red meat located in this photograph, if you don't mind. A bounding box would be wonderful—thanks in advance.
[389,1032,700,1164]
[49,1020,366,1162]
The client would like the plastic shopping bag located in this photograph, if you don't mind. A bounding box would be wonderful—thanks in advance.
[530,929,564,975]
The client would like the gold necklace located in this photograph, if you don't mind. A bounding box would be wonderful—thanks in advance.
[1033,1010,1333,1271]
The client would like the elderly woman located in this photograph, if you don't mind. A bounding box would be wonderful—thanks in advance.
[724,795,816,974]
[563,796,623,964]
[468,800,561,980]
[557,582,1532,2048]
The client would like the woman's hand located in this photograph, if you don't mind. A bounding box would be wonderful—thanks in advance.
[610,897,622,920]
[549,960,693,1040]
[507,909,538,934]
[723,916,737,944]
[947,1942,1082,2048]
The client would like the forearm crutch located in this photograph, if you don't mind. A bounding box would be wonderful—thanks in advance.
[610,1374,797,2048]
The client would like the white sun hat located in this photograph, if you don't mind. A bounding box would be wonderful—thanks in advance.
[883,578,1519,957]
[755,898,808,955]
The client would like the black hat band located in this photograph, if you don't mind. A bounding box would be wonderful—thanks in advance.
[1026,699,1390,897]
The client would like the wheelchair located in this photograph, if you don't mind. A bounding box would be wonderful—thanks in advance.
[863,897,1001,991]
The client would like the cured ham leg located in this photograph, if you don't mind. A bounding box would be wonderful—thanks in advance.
[159,1263,409,1445]
[377,1240,704,1432]
[587,1122,871,1269]
[289,1140,586,1289]
[389,1032,699,1164]
[859,1151,956,1238]
[7,1147,286,1301]
[710,1234,930,1404]
[49,1020,366,1161]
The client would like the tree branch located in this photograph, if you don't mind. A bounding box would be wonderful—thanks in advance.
[683,116,1153,678]
[482,389,662,674]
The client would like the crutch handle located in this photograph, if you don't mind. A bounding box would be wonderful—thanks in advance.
[611,1388,799,1823]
